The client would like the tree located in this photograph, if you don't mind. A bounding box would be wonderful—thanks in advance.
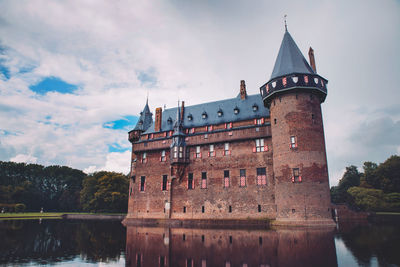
[80,172,129,213]
[331,165,361,204]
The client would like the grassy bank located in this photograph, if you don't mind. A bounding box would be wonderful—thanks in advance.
[0,212,125,220]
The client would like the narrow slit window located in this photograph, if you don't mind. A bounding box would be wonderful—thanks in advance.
[188,173,194,190]
[140,176,146,192]
[162,175,168,191]
[229,205,232,213]
[142,152,147,163]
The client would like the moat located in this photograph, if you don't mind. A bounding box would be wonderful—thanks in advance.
[0,219,399,266]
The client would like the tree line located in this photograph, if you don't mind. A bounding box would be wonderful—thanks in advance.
[331,155,400,211]
[0,161,129,213]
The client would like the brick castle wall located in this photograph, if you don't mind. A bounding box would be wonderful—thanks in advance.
[269,92,332,222]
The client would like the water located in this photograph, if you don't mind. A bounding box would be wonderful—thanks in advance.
[0,219,399,266]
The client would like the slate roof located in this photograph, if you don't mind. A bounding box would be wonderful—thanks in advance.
[143,93,269,134]
[270,30,315,80]
[133,101,153,131]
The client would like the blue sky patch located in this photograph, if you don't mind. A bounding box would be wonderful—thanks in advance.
[29,76,78,95]
[108,143,129,153]
[0,63,10,80]
[103,115,138,130]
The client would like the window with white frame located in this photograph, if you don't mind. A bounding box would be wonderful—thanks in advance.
[142,152,147,163]
[161,150,166,161]
[224,143,230,155]
[173,147,178,159]
[209,144,215,157]
[290,136,297,148]
[255,139,265,152]
[196,146,201,158]
[179,146,183,158]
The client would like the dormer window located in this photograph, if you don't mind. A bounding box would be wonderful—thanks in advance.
[217,109,223,117]
[138,120,143,125]
[234,107,240,114]
[167,117,172,124]
[202,112,208,119]
[187,114,193,121]
[252,104,258,112]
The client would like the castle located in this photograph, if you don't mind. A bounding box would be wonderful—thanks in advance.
[125,29,334,226]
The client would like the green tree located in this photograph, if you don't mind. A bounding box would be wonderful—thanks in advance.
[331,165,361,204]
[80,172,129,213]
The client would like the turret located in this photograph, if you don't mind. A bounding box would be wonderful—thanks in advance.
[260,29,334,226]
[128,99,153,143]
[170,102,188,180]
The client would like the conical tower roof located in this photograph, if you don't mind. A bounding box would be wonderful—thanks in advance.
[270,30,315,80]
[133,100,153,131]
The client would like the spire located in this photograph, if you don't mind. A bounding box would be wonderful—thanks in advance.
[270,30,315,80]
[284,14,288,32]
[172,101,184,137]
[133,99,153,131]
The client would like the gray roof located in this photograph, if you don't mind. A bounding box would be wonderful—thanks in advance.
[143,93,269,134]
[270,30,315,80]
[133,101,153,131]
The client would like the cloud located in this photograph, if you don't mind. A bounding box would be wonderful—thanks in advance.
[0,0,398,187]
[84,151,131,175]
[10,154,38,164]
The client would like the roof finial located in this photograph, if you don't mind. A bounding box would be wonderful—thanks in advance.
[284,14,288,32]
[146,91,149,105]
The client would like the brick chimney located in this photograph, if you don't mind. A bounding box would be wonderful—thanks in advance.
[155,107,162,132]
[240,80,247,100]
[308,47,317,73]
[180,101,185,119]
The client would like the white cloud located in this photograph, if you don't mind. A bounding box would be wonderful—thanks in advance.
[83,151,131,175]
[0,0,399,186]
[10,154,38,164]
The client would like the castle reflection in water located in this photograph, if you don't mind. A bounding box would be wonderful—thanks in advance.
[125,226,338,267]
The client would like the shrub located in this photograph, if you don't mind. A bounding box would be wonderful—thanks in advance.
[14,203,26,213]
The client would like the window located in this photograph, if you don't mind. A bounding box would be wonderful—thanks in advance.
[142,152,147,163]
[256,168,267,185]
[274,118,277,124]
[179,146,183,158]
[312,114,315,124]
[290,136,297,148]
[183,206,186,213]
[160,150,166,162]
[225,122,233,129]
[292,168,302,182]
[258,204,261,212]
[188,173,194,189]
[201,172,207,189]
[202,206,205,213]
[173,146,178,158]
[136,254,142,267]
[224,170,230,188]
[254,118,265,125]
[162,175,168,191]
[195,146,201,158]
[160,256,166,267]
[254,139,268,152]
[208,144,215,157]
[234,107,239,114]
[189,128,195,134]
[224,143,230,156]
[140,176,146,191]
[206,125,213,132]
[229,205,232,213]
[186,259,193,267]
[240,169,246,187]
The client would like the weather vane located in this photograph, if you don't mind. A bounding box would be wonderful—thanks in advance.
[284,14,288,31]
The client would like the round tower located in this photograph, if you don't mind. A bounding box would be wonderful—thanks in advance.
[260,30,334,226]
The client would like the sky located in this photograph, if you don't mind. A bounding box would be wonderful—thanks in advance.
[0,0,399,186]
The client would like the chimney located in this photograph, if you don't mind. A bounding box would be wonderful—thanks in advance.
[308,47,317,73]
[155,107,162,132]
[240,80,247,100]
[180,101,185,120]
